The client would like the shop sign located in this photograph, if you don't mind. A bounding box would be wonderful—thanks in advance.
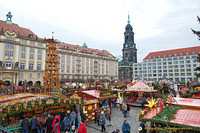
[46,99,54,104]
[100,92,111,97]
[88,105,93,111]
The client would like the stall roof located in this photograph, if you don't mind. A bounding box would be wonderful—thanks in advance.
[0,93,49,107]
[172,97,200,108]
[170,109,200,128]
[82,90,101,98]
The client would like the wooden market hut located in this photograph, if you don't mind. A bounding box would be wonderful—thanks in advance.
[66,90,117,121]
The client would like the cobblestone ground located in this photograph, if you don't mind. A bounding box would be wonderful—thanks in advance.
[86,106,142,133]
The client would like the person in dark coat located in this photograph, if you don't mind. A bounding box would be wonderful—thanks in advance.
[138,121,146,133]
[105,108,111,127]
[69,110,77,126]
[45,115,54,133]
[127,104,130,117]
[21,117,30,133]
[122,120,131,133]
[62,114,71,132]
[30,116,38,133]
[99,111,106,132]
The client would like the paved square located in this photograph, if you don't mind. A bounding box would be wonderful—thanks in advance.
[86,107,141,133]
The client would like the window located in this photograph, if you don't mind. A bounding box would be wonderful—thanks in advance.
[180,69,185,72]
[163,54,166,57]
[20,62,25,70]
[187,73,191,76]
[168,62,172,65]
[163,58,167,61]
[192,51,196,54]
[30,41,35,45]
[180,65,184,68]
[153,56,156,58]
[21,53,25,58]
[169,54,172,57]
[186,52,189,55]
[174,69,179,72]
[30,54,34,59]
[173,57,178,60]
[6,44,14,49]
[38,49,42,54]
[186,60,190,63]
[180,53,183,56]
[169,66,173,68]
[169,73,173,76]
[163,66,167,69]
[180,61,184,64]
[174,61,178,64]
[174,53,177,56]
[174,65,178,68]
[38,55,41,60]
[29,63,33,70]
[21,40,27,44]
[30,73,32,78]
[30,48,34,52]
[157,59,161,61]
[163,62,167,65]
[6,37,14,41]
[186,56,190,59]
[21,46,26,51]
[179,57,184,60]
[5,51,14,56]
[187,69,191,72]
[181,73,185,76]
[186,64,191,67]
[168,58,172,61]
[37,73,40,78]
[38,43,43,47]
[149,56,151,59]
[193,64,197,68]
[175,73,179,76]
[37,64,41,70]
[169,69,173,72]
[6,61,11,67]
[158,55,161,58]
[61,59,65,63]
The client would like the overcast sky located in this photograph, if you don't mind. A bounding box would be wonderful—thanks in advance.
[0,0,200,61]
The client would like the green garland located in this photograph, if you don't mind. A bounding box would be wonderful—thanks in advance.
[0,96,84,118]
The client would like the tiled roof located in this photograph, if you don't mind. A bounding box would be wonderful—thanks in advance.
[143,46,200,60]
[58,42,115,58]
[0,20,39,40]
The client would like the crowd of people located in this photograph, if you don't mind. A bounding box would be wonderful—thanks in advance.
[20,109,87,133]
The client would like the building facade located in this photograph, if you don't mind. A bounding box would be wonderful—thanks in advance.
[0,12,46,86]
[57,42,118,82]
[133,46,200,83]
[118,15,137,81]
[0,12,118,86]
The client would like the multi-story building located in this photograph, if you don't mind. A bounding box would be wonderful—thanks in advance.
[0,12,46,86]
[133,46,200,83]
[118,15,137,81]
[0,12,118,86]
[57,42,118,82]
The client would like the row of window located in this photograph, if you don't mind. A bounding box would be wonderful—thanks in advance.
[148,51,198,59]
[135,73,193,77]
[144,56,197,62]
[20,62,41,70]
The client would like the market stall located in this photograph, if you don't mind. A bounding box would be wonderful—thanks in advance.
[66,90,117,121]
[138,95,200,132]
[0,93,84,131]
[126,80,157,106]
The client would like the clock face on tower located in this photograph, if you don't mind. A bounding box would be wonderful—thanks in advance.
[125,44,128,48]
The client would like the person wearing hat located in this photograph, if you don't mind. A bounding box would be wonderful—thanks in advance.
[99,111,106,132]
[122,120,131,133]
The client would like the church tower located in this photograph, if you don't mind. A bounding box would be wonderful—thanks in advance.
[118,14,137,81]
[122,14,137,63]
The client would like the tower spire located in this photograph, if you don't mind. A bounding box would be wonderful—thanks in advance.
[128,13,130,24]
